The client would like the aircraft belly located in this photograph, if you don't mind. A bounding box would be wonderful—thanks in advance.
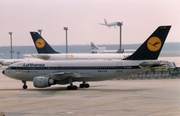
[73,70,121,82]
[73,69,142,82]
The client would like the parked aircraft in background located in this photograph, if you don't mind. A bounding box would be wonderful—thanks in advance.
[32,27,163,60]
[0,55,41,67]
[30,32,130,60]
[30,32,59,54]
[90,42,135,54]
[0,31,130,67]
[91,42,106,51]
[2,26,171,90]
[0,58,29,66]
[0,31,60,67]
[0,31,59,67]
[99,19,120,28]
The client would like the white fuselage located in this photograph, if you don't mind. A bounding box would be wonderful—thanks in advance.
[91,49,119,54]
[3,59,160,83]
[91,49,136,54]
[105,22,119,27]
[31,53,131,60]
[0,59,42,66]
[0,54,40,67]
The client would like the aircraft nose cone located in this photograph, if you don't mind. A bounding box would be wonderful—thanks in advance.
[2,70,5,75]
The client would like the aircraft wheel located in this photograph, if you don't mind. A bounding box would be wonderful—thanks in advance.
[79,83,90,88]
[79,84,84,88]
[23,85,28,89]
[84,84,90,88]
[22,80,27,89]
[72,85,78,90]
[67,86,72,90]
[67,85,77,90]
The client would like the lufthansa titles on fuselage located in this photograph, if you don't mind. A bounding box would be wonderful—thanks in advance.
[23,63,45,67]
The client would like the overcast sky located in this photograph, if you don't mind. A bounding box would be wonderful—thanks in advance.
[0,0,179,46]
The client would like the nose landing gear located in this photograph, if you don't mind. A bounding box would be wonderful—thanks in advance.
[22,80,28,89]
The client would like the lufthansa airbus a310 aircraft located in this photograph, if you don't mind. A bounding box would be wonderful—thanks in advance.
[2,26,171,90]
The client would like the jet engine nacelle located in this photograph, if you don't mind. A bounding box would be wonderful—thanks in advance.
[33,76,54,88]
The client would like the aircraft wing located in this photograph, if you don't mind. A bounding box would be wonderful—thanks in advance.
[44,72,82,80]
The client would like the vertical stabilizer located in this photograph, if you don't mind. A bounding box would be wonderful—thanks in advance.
[123,26,171,60]
[30,32,59,54]
[104,19,107,24]
[91,42,100,50]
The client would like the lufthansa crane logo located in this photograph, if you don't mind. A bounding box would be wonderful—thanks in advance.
[147,37,162,52]
[35,38,45,48]
[69,54,74,58]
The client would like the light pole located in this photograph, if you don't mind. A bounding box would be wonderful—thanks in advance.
[117,22,123,53]
[64,27,68,53]
[9,32,13,59]
[38,29,42,35]
[17,52,20,59]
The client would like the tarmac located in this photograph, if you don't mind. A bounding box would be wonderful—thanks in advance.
[0,70,180,116]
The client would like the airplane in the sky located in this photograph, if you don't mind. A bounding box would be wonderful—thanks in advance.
[99,19,121,28]
[2,25,171,90]
[90,42,135,54]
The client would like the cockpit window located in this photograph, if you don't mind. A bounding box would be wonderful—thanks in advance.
[7,67,11,69]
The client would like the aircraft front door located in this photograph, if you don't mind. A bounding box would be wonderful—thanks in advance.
[116,62,122,72]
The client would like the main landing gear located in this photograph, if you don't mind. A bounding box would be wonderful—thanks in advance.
[66,82,90,90]
[79,82,90,88]
[67,77,90,90]
[67,84,78,90]
[67,77,78,90]
[22,80,28,89]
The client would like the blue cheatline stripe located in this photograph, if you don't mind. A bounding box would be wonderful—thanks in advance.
[8,66,140,70]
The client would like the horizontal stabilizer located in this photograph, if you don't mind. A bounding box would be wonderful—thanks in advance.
[139,61,168,69]
[32,54,50,60]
